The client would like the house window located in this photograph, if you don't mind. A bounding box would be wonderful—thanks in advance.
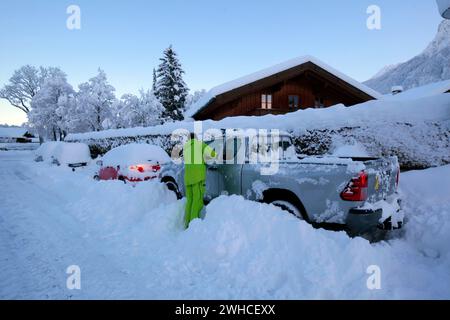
[261,94,272,109]
[315,97,325,108]
[288,95,299,109]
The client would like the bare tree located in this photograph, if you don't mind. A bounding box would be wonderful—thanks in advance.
[0,65,61,114]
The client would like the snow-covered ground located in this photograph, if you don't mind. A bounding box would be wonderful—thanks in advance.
[1,150,450,299]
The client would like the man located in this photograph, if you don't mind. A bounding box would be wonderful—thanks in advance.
[183,133,217,228]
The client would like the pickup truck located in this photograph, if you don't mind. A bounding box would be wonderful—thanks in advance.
[160,131,403,236]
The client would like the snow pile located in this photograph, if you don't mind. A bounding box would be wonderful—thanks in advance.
[2,152,450,299]
[400,165,450,259]
[62,177,450,298]
[101,143,171,167]
[330,139,369,157]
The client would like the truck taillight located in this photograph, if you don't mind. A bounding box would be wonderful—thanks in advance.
[340,171,368,201]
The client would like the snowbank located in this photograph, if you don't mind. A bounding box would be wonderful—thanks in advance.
[2,153,450,299]
[73,165,450,299]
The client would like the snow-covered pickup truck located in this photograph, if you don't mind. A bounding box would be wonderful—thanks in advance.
[161,132,403,236]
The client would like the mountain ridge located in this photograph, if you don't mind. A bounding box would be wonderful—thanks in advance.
[364,20,450,94]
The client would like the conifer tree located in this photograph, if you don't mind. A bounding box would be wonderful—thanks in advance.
[154,46,188,121]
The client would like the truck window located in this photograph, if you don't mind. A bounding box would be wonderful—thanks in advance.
[206,139,224,163]
[280,136,296,160]
[247,135,282,163]
[225,137,244,163]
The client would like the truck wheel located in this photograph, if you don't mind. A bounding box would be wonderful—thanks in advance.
[263,189,308,221]
[163,178,182,200]
[270,200,303,220]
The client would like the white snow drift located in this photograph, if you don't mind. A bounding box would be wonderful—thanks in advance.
[1,152,450,299]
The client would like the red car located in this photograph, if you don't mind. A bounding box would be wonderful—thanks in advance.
[94,143,171,183]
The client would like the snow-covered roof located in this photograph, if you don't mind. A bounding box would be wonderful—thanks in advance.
[0,127,28,138]
[383,79,450,101]
[185,55,382,118]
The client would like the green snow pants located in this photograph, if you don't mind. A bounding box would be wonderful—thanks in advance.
[184,180,206,228]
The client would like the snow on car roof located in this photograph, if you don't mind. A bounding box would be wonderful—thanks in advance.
[102,143,171,167]
[35,141,65,162]
[53,142,92,165]
[185,55,383,118]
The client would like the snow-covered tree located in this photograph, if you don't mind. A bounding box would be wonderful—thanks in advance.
[155,46,189,121]
[0,65,63,114]
[76,69,116,131]
[28,69,75,140]
[115,89,163,128]
[185,89,206,110]
[152,68,157,92]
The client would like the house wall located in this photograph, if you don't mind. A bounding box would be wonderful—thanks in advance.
[197,73,365,120]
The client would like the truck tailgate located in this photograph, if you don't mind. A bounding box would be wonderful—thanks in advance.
[360,156,400,203]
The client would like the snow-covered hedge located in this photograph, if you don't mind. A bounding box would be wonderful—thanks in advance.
[65,121,450,170]
[66,94,450,170]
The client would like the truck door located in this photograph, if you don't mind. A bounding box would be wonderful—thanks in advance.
[216,136,244,196]
[204,136,245,201]
[204,138,224,202]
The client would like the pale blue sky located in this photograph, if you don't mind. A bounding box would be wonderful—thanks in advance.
[0,0,443,125]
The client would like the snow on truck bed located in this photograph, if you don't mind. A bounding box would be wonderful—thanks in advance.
[65,93,450,141]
